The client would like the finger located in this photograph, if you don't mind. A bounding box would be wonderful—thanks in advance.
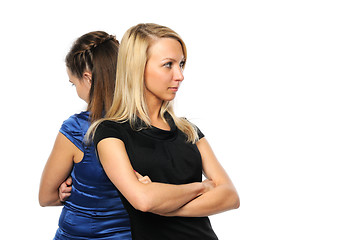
[134,171,143,179]
[59,182,67,191]
[66,177,72,185]
[60,193,71,198]
[62,186,72,193]
[144,176,152,183]
[60,193,71,202]
[138,177,149,184]
[59,182,72,192]
[138,176,152,184]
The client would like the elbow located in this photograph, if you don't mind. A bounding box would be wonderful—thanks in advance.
[233,192,240,209]
[135,201,152,213]
[38,192,52,207]
[227,187,240,210]
[38,197,47,207]
[132,191,166,213]
[38,192,45,207]
[131,193,153,212]
[38,185,48,207]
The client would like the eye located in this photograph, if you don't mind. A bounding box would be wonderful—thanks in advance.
[180,60,185,69]
[164,62,173,68]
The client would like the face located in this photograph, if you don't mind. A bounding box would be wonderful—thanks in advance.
[67,68,91,103]
[144,38,185,103]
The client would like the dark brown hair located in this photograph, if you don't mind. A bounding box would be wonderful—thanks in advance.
[65,31,119,123]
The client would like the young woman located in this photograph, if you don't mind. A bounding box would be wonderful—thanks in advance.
[38,31,132,239]
[90,23,240,240]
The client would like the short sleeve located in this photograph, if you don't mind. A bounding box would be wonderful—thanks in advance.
[195,125,204,140]
[93,120,127,149]
[181,117,205,141]
[59,115,85,152]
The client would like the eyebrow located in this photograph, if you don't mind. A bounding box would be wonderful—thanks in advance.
[162,57,185,62]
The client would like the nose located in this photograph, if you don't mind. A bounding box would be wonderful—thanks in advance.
[173,66,184,82]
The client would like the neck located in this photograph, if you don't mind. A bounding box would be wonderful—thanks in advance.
[146,96,163,123]
[145,94,171,131]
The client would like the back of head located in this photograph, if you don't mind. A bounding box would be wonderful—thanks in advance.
[66,31,119,122]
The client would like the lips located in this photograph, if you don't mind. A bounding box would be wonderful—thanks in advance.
[168,87,179,92]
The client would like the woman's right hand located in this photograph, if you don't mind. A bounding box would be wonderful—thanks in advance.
[201,179,215,195]
[59,176,72,203]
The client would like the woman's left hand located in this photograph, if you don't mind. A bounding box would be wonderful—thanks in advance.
[134,171,152,184]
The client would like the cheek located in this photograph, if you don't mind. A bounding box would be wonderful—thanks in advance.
[75,86,82,97]
[76,85,90,101]
[145,69,162,89]
[76,88,85,101]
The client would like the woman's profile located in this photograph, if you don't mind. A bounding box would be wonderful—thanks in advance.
[90,23,240,239]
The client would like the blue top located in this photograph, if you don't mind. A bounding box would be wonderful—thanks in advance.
[54,111,131,240]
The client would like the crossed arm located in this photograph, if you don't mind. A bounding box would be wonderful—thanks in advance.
[96,138,213,214]
[39,133,213,212]
[96,137,239,216]
[41,132,239,217]
[39,132,76,207]
[160,138,240,217]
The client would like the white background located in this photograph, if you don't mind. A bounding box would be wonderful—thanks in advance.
[1,0,360,239]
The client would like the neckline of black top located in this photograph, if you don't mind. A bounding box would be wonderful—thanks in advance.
[136,113,178,141]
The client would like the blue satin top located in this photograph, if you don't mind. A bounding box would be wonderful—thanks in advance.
[54,111,131,240]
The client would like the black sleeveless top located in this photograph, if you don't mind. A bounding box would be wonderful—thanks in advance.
[94,115,218,240]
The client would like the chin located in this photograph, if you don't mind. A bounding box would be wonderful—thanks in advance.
[163,94,176,102]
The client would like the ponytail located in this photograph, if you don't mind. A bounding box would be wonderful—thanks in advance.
[65,31,119,123]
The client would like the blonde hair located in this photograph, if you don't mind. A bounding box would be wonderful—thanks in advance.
[87,23,199,143]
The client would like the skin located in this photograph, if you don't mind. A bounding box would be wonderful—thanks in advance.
[97,38,239,216]
[59,177,72,202]
[39,70,91,206]
[144,37,185,124]
[39,68,214,209]
[162,138,240,217]
[67,68,92,103]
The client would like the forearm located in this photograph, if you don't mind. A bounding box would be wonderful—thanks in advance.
[97,138,208,214]
[161,184,239,217]
[39,190,63,207]
[134,181,205,214]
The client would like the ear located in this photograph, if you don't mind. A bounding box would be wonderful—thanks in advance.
[82,71,92,86]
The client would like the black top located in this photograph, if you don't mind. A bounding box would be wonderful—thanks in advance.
[94,115,218,240]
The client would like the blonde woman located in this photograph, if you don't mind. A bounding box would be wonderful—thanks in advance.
[90,23,239,239]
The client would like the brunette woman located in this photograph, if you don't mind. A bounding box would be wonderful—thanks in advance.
[39,31,132,239]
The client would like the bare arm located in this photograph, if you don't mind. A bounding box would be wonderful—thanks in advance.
[97,138,211,214]
[161,138,240,217]
[39,132,76,206]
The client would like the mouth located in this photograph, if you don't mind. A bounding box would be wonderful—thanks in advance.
[168,87,179,92]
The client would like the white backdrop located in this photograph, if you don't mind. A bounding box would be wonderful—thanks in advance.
[1,0,360,239]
